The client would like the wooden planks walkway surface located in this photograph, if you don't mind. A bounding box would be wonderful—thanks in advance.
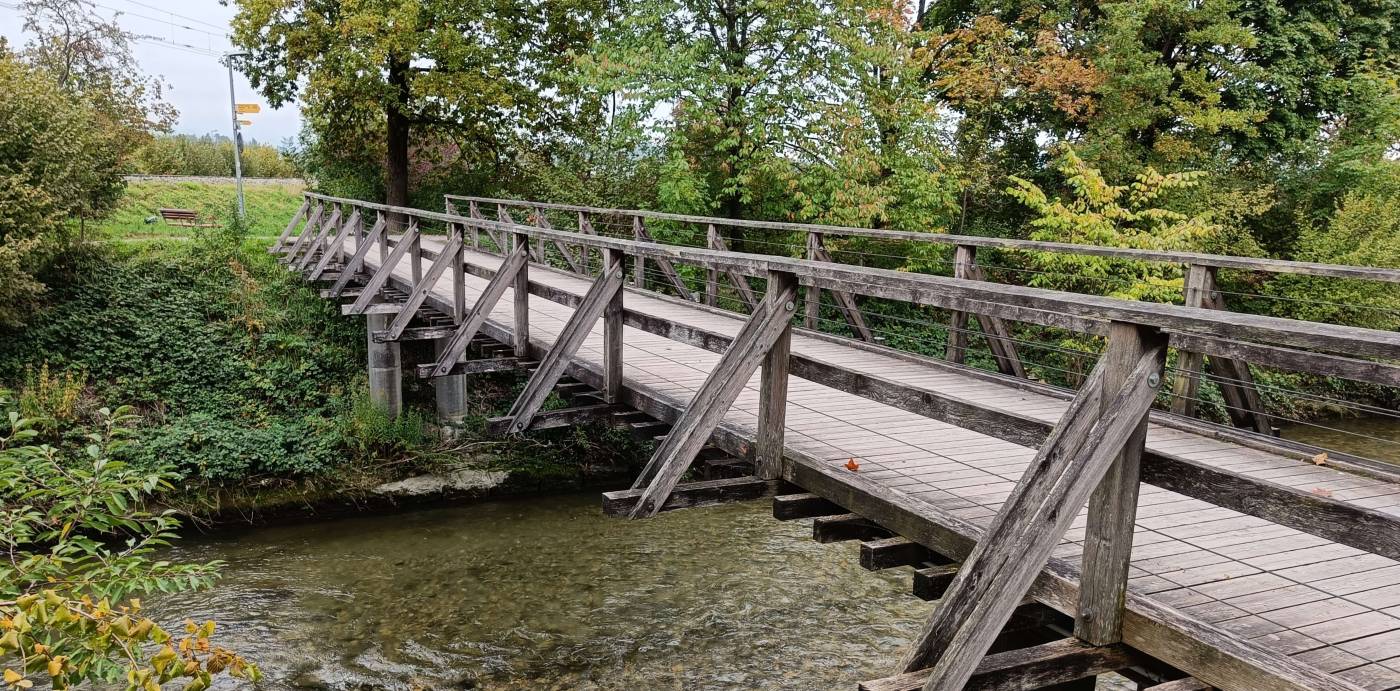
[351,234,1400,690]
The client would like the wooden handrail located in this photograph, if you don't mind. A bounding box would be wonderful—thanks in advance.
[445,193,1400,283]
[303,192,1400,363]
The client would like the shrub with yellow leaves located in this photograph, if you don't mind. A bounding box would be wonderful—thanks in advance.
[0,387,259,689]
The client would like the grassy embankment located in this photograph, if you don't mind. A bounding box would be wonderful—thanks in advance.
[0,179,648,521]
[93,178,306,239]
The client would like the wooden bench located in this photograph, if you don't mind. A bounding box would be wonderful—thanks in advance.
[158,208,219,228]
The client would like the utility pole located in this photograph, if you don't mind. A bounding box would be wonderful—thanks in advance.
[223,52,252,217]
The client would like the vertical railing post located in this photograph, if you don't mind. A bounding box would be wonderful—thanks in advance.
[1171,263,1213,417]
[706,224,720,307]
[757,270,796,480]
[632,216,647,289]
[945,244,974,363]
[410,219,423,286]
[603,247,625,403]
[1076,321,1167,645]
[453,221,466,323]
[513,230,531,358]
[804,232,821,329]
[578,211,595,276]
[377,211,387,264]
[468,200,481,250]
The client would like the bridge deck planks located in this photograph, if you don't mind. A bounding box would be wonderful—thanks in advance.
[346,235,1400,689]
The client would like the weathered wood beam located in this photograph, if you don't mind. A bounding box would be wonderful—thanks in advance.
[861,638,1139,691]
[281,204,324,260]
[756,271,795,480]
[499,255,625,434]
[1143,678,1215,691]
[709,229,759,311]
[292,207,340,271]
[309,210,361,280]
[860,537,937,571]
[896,342,1165,689]
[633,216,696,300]
[413,357,528,378]
[384,232,464,341]
[1170,264,1214,417]
[603,248,624,403]
[626,278,800,518]
[813,513,890,543]
[773,492,845,521]
[512,232,531,357]
[487,402,629,435]
[274,199,310,250]
[347,225,418,314]
[809,236,874,341]
[601,476,782,516]
[912,564,960,601]
[1078,323,1167,645]
[423,242,527,377]
[328,217,387,298]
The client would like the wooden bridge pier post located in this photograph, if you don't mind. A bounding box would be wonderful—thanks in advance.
[603,247,625,404]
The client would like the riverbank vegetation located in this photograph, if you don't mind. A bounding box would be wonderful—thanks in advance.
[130,134,300,180]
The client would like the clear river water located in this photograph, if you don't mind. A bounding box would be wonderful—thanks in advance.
[150,418,1399,690]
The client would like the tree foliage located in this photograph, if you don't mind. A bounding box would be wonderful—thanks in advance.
[0,390,259,689]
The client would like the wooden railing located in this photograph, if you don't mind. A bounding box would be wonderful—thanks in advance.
[276,192,1397,691]
[446,194,1400,437]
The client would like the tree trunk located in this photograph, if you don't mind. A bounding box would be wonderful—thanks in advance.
[385,57,412,229]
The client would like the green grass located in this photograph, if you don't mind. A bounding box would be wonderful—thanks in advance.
[93,179,306,239]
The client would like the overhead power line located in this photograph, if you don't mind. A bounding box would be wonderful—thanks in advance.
[108,0,228,33]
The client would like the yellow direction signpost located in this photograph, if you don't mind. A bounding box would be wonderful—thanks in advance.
[235,103,261,114]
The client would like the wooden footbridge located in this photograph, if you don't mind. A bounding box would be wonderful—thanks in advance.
[273,192,1400,691]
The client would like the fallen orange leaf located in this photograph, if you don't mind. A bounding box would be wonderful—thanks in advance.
[1312,452,1328,466]
[844,458,860,472]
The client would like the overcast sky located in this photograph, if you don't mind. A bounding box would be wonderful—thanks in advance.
[0,0,303,144]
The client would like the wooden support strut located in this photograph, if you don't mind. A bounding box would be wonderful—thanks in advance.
[281,204,323,260]
[707,228,759,311]
[756,272,795,480]
[945,244,1025,377]
[807,234,875,342]
[347,225,419,315]
[380,230,465,341]
[1170,265,1272,435]
[626,271,800,518]
[328,217,387,298]
[309,210,361,281]
[424,241,529,377]
[499,252,626,434]
[632,217,697,301]
[290,207,339,270]
[294,207,342,273]
[896,327,1166,691]
[1078,322,1168,645]
[274,200,310,250]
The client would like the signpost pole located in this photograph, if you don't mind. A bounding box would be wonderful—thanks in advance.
[223,52,252,218]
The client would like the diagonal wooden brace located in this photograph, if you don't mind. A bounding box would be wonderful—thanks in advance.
[530,208,586,274]
[282,204,326,263]
[424,242,529,377]
[896,331,1166,691]
[626,272,800,518]
[634,218,697,301]
[810,238,874,341]
[380,232,465,341]
[348,226,419,314]
[274,200,310,251]
[294,207,342,272]
[499,254,626,434]
[946,245,1025,377]
[309,210,361,280]
[707,229,759,311]
[329,217,387,298]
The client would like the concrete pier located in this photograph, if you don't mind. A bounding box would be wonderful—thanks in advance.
[433,338,468,433]
[366,313,402,417]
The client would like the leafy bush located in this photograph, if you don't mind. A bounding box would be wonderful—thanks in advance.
[0,390,258,688]
[132,134,300,179]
